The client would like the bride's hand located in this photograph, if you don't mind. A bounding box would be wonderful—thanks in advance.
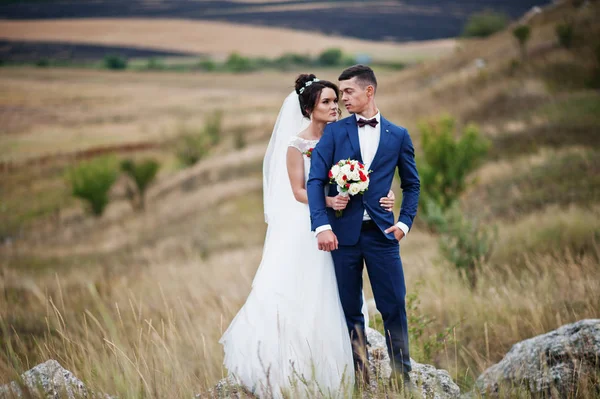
[380,190,395,212]
[326,195,349,211]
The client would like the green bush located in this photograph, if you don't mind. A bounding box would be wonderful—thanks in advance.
[437,204,496,289]
[225,53,254,73]
[555,23,574,49]
[120,159,160,210]
[512,25,531,61]
[204,111,223,146]
[198,59,217,72]
[145,58,165,70]
[233,127,247,150]
[103,54,128,70]
[418,115,490,218]
[66,156,119,216]
[318,48,343,66]
[462,10,509,38]
[175,126,210,167]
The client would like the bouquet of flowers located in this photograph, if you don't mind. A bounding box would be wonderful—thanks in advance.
[328,159,371,217]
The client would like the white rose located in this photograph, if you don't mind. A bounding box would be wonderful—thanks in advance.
[330,165,341,179]
[359,181,369,192]
[348,184,361,196]
[340,164,351,175]
[350,168,360,181]
[335,175,346,187]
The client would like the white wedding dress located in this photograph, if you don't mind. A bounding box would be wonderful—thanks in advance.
[220,125,357,397]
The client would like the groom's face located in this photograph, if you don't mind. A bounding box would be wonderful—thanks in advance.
[339,77,371,115]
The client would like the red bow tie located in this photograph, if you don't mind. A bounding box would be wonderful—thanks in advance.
[357,118,378,128]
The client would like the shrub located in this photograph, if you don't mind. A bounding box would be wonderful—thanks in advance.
[145,58,165,70]
[204,111,223,146]
[103,54,128,70]
[556,23,574,49]
[225,53,254,73]
[66,156,119,216]
[175,126,210,167]
[198,59,216,72]
[512,25,531,61]
[120,159,160,210]
[437,204,496,289]
[417,115,490,219]
[462,10,509,38]
[233,127,247,150]
[318,48,343,66]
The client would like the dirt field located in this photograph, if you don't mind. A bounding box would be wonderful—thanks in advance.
[0,18,456,61]
[0,0,552,41]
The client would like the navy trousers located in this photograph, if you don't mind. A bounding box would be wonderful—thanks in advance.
[331,221,411,376]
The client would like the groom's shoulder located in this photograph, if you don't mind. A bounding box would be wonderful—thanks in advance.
[382,116,409,135]
[324,116,351,134]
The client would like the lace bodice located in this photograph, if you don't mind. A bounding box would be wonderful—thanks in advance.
[288,136,318,156]
[288,136,319,183]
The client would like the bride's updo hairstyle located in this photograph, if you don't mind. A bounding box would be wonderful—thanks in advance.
[295,74,340,118]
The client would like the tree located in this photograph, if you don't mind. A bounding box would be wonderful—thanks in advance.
[513,25,531,61]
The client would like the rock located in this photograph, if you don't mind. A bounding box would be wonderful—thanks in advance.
[207,328,460,398]
[0,360,113,399]
[475,319,600,397]
[366,327,460,398]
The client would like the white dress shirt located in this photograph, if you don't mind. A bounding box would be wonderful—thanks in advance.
[315,111,410,238]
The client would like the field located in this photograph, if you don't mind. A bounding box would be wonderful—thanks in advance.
[0,18,455,62]
[0,0,552,41]
[1,0,600,397]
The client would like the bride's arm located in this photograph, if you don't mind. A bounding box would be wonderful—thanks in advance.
[287,147,336,207]
[286,147,309,204]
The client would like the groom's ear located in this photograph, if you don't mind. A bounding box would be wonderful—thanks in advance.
[366,85,375,98]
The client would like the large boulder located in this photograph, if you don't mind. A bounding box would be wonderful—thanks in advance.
[476,319,600,397]
[0,359,113,399]
[208,327,460,398]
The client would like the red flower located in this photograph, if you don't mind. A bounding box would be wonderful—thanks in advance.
[305,148,314,158]
[345,183,351,189]
[358,162,364,168]
[342,175,347,181]
[350,164,355,171]
[328,170,333,178]
[359,171,367,182]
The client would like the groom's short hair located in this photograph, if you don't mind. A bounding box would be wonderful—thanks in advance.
[338,65,377,92]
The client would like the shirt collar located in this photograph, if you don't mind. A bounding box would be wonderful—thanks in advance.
[355,111,381,123]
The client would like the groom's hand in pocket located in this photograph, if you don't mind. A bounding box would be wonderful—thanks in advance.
[384,225,405,242]
[317,230,338,252]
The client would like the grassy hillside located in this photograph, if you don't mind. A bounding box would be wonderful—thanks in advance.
[1,0,599,396]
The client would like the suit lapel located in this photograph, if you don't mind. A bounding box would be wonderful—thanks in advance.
[345,117,363,163]
[369,116,392,171]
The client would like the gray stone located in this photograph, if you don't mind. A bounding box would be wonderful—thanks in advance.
[367,327,461,398]
[0,360,113,399]
[207,328,460,398]
[475,319,600,397]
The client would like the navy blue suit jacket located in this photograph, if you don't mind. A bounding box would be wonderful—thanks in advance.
[307,115,420,246]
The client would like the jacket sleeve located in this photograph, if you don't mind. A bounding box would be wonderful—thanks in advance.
[396,128,420,230]
[307,124,335,231]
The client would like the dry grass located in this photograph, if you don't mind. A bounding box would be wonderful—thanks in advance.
[0,19,456,62]
[1,1,600,396]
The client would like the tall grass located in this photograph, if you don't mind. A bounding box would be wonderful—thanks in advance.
[2,227,599,397]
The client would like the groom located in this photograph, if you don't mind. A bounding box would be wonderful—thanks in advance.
[307,65,420,386]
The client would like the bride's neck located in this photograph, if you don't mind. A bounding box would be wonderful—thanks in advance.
[306,119,326,139]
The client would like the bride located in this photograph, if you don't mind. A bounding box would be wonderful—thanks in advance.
[219,74,396,398]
